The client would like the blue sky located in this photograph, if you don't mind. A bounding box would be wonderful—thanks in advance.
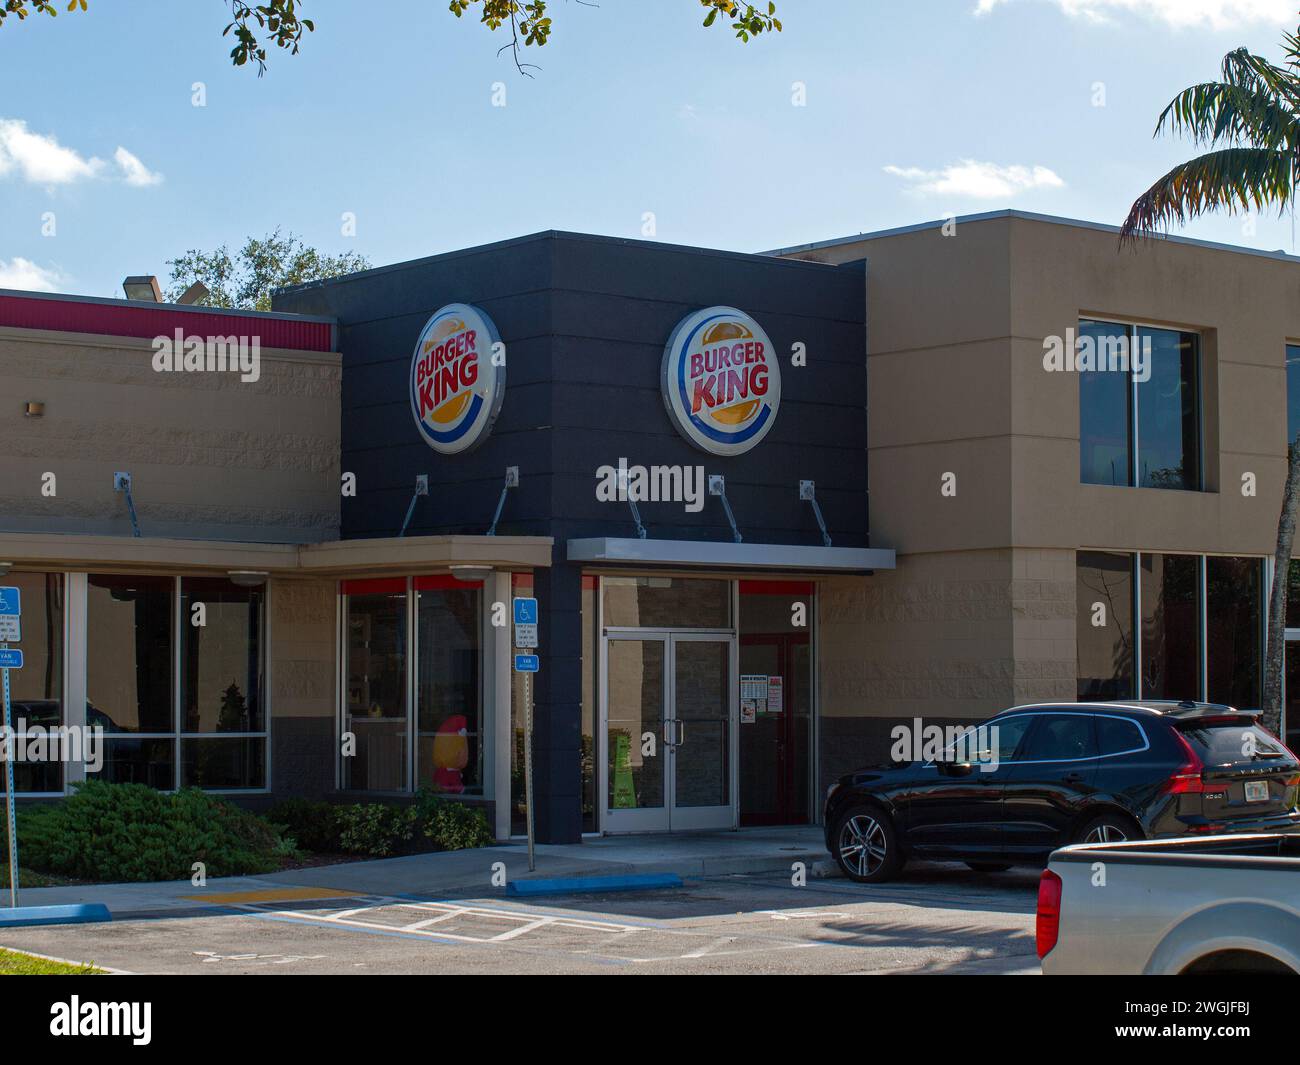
[3,0,1300,298]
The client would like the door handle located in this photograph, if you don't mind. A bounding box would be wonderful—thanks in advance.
[1062,773,1085,784]
[662,719,674,750]
[676,720,685,747]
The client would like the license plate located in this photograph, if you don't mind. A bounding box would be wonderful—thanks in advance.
[1244,780,1270,803]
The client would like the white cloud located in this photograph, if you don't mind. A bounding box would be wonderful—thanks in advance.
[0,257,63,292]
[114,146,163,187]
[0,118,102,185]
[974,0,1295,30]
[0,118,161,189]
[884,160,1065,199]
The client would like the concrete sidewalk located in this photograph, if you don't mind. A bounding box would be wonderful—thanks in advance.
[8,826,829,919]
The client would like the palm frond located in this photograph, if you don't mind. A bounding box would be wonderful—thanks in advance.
[1120,147,1295,242]
[1221,46,1300,112]
[1157,79,1300,152]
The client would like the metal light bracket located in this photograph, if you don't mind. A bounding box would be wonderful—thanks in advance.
[487,466,519,537]
[113,472,142,538]
[710,474,743,544]
[398,474,429,538]
[800,479,832,547]
[617,466,648,540]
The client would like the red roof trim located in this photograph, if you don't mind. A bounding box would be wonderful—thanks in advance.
[0,293,334,353]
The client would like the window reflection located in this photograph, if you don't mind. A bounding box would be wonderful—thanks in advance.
[416,579,482,796]
[7,573,64,793]
[344,581,407,791]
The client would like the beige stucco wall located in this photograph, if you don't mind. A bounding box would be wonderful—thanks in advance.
[792,212,1298,560]
[269,577,337,796]
[0,327,341,543]
[795,213,1290,743]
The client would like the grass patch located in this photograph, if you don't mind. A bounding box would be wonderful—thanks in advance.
[0,948,100,975]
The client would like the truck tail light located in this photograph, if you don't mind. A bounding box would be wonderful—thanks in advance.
[1036,869,1063,959]
[1164,731,1207,794]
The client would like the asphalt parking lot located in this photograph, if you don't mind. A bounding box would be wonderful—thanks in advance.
[0,863,1041,975]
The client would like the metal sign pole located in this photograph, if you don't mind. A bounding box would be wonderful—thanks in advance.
[524,669,535,872]
[2,646,16,908]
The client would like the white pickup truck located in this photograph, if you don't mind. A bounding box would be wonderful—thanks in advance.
[1039,833,1300,974]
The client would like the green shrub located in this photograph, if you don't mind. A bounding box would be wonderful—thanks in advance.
[336,802,414,857]
[15,780,283,882]
[332,792,494,856]
[422,800,494,851]
[265,798,343,853]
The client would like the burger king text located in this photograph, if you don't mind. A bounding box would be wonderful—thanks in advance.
[688,340,769,416]
[415,326,479,419]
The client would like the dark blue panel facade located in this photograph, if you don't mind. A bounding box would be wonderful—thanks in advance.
[275,231,867,842]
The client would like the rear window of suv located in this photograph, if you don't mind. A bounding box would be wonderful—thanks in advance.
[1096,716,1145,756]
[1180,722,1291,764]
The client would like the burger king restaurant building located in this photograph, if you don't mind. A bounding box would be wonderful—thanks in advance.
[1,211,1295,845]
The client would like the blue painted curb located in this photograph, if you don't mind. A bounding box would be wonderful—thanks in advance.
[507,874,683,896]
[0,904,112,927]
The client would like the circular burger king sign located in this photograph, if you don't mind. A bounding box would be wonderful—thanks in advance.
[409,303,505,455]
[661,306,781,456]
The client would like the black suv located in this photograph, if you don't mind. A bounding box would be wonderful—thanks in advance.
[824,701,1300,883]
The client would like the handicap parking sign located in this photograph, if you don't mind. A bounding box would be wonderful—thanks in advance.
[513,597,538,649]
[0,649,22,670]
[0,587,19,643]
[514,654,540,673]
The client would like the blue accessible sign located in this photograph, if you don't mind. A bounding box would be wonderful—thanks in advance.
[513,597,538,649]
[0,650,22,671]
[0,587,19,644]
[514,654,540,673]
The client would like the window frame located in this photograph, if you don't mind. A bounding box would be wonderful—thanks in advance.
[5,572,69,798]
[338,575,489,800]
[1074,552,1266,709]
[83,573,271,796]
[177,576,270,792]
[1079,316,1205,493]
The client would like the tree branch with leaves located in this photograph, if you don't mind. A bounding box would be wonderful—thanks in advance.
[0,0,781,76]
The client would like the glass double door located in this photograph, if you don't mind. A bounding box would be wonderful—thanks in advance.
[603,633,736,832]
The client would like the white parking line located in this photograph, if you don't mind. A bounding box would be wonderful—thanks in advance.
[240,896,647,946]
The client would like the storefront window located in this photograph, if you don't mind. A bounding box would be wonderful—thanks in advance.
[1137,327,1200,490]
[343,579,407,792]
[1207,556,1262,710]
[1075,552,1133,700]
[1140,554,1200,701]
[1080,319,1201,491]
[415,576,483,796]
[179,578,266,789]
[602,577,731,629]
[7,573,64,793]
[1079,320,1133,487]
[87,574,175,788]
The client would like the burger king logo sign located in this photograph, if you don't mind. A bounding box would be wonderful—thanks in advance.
[661,306,781,456]
[409,303,505,455]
